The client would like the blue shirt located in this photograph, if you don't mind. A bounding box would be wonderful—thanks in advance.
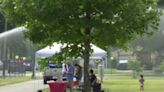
[67,65,74,81]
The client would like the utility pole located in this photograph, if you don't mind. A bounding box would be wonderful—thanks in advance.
[31,59,36,79]
[110,56,114,74]
[2,13,7,78]
[31,42,36,79]
[108,48,114,74]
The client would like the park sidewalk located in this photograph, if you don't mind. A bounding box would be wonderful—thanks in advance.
[0,80,48,92]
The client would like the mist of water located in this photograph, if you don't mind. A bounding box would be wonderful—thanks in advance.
[0,27,26,39]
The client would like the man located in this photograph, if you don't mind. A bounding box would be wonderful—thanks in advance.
[89,69,97,87]
[62,63,68,77]
[67,62,75,92]
[90,69,101,92]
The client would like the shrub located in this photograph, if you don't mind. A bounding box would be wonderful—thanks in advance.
[128,60,143,78]
[153,61,164,74]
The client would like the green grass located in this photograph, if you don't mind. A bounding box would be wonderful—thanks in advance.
[103,74,164,92]
[93,68,117,74]
[0,76,32,86]
[43,73,164,92]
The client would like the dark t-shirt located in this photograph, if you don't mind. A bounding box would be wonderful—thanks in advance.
[90,74,96,84]
[139,78,144,84]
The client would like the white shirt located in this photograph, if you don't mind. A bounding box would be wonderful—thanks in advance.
[62,63,68,74]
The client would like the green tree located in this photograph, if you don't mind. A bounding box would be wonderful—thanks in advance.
[158,0,164,8]
[1,0,161,91]
[131,13,164,68]
[128,60,143,78]
[0,12,15,33]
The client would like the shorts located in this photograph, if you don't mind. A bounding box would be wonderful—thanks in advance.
[140,84,144,87]
[67,74,74,81]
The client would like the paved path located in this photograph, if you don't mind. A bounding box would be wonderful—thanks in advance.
[0,80,48,92]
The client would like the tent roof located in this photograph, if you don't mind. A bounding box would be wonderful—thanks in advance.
[36,43,107,58]
[91,44,106,58]
[36,43,62,57]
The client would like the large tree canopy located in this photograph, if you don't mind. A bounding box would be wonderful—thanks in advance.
[130,13,164,67]
[1,0,161,92]
[1,0,161,47]
[131,12,164,52]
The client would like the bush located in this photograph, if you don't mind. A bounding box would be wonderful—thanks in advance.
[128,60,143,78]
[153,61,164,74]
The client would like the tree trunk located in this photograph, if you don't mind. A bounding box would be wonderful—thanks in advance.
[31,49,36,79]
[83,1,92,91]
[83,40,91,92]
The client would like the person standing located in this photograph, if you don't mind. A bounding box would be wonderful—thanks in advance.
[74,63,82,86]
[67,62,75,92]
[62,63,68,77]
[139,74,145,92]
[89,69,97,92]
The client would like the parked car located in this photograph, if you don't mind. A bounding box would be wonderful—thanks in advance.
[43,64,66,84]
[23,61,32,71]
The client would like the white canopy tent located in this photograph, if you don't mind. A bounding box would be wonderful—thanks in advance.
[90,44,107,58]
[36,43,63,58]
[36,43,107,59]
[35,42,107,68]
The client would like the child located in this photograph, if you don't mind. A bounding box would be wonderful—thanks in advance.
[139,74,144,91]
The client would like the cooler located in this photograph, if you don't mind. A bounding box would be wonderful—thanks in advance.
[48,82,67,92]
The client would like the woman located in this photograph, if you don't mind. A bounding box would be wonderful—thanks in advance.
[74,63,82,86]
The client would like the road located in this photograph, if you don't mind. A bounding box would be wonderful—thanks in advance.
[0,70,43,77]
[0,80,48,92]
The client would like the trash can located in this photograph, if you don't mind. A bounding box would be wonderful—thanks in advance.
[48,82,67,92]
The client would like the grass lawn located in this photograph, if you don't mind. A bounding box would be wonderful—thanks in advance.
[0,76,32,86]
[43,74,164,92]
[103,74,164,92]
